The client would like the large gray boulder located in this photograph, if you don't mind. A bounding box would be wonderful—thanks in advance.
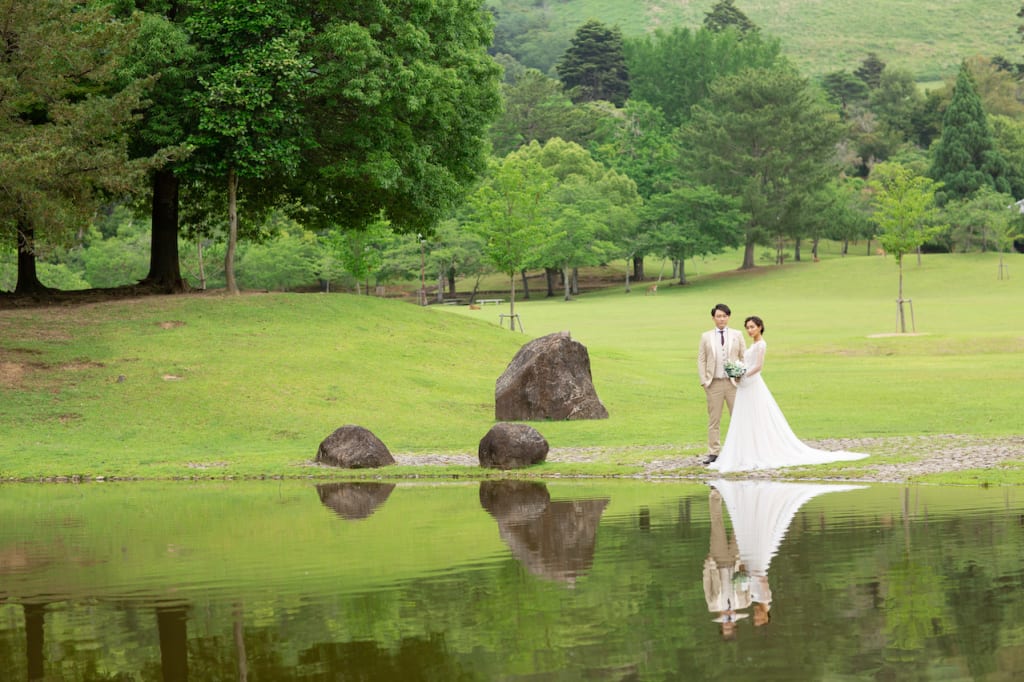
[495,331,609,421]
[478,422,549,469]
[316,425,395,468]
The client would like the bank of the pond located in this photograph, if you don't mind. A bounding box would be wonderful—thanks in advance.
[4,434,1022,486]
[388,433,1023,485]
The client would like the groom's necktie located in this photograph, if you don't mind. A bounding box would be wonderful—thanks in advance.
[719,330,724,346]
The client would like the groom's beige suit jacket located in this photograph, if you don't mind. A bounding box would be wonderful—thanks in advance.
[698,327,746,387]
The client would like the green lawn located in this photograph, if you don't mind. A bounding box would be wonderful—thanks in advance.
[1,249,1022,481]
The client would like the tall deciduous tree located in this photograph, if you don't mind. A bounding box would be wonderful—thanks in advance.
[556,20,630,107]
[514,138,641,299]
[0,0,162,294]
[468,155,554,325]
[489,69,596,156]
[930,63,1012,203]
[295,0,502,239]
[589,100,679,283]
[625,26,781,126]
[869,162,944,333]
[681,65,843,269]
[642,186,746,284]
[183,0,311,295]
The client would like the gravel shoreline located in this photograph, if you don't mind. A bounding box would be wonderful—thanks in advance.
[394,434,1024,484]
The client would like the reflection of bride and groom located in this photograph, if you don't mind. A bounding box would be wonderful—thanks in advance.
[698,303,869,472]
[703,480,864,638]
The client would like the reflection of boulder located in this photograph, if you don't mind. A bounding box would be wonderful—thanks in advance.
[480,480,609,583]
[495,332,609,421]
[316,483,396,520]
[316,425,395,468]
[479,480,551,522]
[478,422,549,469]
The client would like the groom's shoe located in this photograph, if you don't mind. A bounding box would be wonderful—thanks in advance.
[702,454,718,465]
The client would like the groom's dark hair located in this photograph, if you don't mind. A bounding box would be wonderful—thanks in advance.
[711,303,731,317]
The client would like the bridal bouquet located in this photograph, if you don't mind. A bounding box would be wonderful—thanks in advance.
[724,360,747,379]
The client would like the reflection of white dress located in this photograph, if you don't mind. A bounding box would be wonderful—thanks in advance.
[709,340,868,473]
[710,479,865,578]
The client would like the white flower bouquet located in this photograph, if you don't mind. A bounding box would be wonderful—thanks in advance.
[724,360,747,379]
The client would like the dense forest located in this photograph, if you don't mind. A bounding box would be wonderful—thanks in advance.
[2,0,1023,299]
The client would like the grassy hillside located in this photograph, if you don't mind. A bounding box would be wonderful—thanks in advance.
[1,249,1022,480]
[491,0,1022,81]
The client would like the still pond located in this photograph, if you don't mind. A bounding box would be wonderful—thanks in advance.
[1,479,1023,681]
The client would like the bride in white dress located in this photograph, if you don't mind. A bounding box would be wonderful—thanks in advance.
[708,316,868,473]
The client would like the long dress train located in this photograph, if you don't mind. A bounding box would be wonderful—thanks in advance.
[708,339,867,473]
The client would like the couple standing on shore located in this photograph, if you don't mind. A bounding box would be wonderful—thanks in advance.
[697,303,867,472]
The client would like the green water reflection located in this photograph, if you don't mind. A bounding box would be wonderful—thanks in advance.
[1,480,1022,680]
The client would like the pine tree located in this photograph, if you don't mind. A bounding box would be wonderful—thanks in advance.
[930,62,1012,202]
[556,20,630,107]
[854,52,886,89]
[703,0,758,37]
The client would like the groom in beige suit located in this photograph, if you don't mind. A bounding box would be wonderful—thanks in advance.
[698,303,745,464]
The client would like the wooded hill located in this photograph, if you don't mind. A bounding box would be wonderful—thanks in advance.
[488,0,1022,82]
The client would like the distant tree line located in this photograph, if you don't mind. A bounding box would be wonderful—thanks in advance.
[2,0,1023,300]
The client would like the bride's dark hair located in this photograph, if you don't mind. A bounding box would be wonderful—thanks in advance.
[745,315,765,333]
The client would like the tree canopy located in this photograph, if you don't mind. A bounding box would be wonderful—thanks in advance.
[556,20,630,107]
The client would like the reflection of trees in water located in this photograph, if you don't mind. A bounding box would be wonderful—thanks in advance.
[156,604,189,682]
[298,634,477,681]
[479,481,609,583]
[316,482,396,520]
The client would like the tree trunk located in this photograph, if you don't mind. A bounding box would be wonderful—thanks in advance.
[14,223,49,295]
[633,255,645,281]
[142,168,186,292]
[545,267,558,297]
[233,604,248,682]
[562,266,571,301]
[678,258,688,285]
[436,271,444,303]
[897,255,906,333]
[447,266,456,296]
[225,168,240,295]
[794,238,802,262]
[519,268,530,300]
[741,238,756,269]
[508,272,517,329]
[197,240,207,290]
[157,606,189,682]
[624,255,632,293]
[571,267,579,295]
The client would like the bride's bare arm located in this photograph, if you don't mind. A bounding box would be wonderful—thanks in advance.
[744,342,765,378]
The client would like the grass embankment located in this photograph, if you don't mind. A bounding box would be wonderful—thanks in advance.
[1,248,1022,483]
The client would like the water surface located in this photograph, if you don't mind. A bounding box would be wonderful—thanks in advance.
[1,479,1022,680]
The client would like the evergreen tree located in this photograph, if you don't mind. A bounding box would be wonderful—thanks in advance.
[821,70,869,115]
[556,20,630,107]
[854,52,886,90]
[930,63,1012,202]
[703,0,758,37]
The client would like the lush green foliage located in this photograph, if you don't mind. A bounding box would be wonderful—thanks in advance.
[681,64,843,268]
[930,63,1013,202]
[555,19,630,106]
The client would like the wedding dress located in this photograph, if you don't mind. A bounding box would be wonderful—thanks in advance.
[708,339,868,473]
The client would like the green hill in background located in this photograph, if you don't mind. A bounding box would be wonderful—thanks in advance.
[489,0,1021,81]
